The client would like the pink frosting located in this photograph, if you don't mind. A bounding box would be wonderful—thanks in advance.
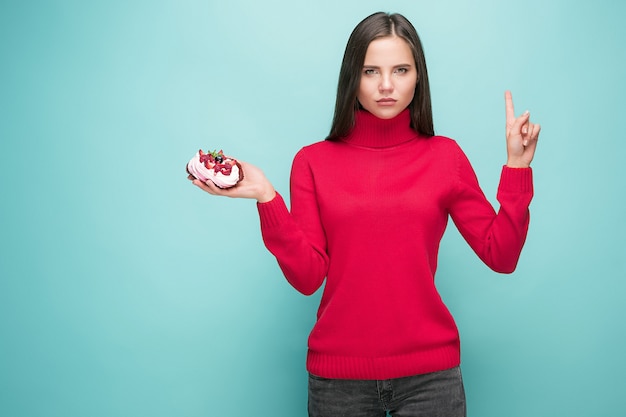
[187,151,241,188]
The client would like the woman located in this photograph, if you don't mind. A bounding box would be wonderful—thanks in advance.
[191,11,540,417]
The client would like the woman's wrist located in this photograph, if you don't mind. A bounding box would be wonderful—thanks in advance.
[506,158,530,169]
[256,186,276,203]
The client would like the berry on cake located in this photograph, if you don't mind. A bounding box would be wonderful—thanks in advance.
[186,149,244,189]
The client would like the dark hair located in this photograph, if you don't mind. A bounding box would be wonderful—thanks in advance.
[327,12,434,140]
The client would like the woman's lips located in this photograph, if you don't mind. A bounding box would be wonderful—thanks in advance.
[376,98,397,106]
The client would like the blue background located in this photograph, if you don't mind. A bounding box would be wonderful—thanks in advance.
[1,0,624,416]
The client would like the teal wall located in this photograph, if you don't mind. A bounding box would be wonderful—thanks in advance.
[1,1,624,416]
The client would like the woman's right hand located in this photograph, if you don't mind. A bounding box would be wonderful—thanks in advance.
[189,160,276,203]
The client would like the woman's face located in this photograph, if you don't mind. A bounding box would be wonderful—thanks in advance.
[357,36,418,120]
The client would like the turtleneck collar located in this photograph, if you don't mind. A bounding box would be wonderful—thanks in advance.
[340,109,419,149]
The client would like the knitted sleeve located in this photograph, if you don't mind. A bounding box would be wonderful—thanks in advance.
[256,149,329,295]
[448,144,534,273]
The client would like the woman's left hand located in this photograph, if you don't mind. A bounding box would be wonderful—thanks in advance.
[504,90,541,168]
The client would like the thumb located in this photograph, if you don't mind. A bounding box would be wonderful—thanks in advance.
[509,110,530,136]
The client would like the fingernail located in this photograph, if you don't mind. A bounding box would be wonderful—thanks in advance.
[523,110,530,116]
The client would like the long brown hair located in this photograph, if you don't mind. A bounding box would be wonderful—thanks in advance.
[327,12,434,140]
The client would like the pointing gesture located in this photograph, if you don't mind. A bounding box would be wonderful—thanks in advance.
[505,91,540,168]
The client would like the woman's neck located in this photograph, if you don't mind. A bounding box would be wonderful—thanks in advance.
[341,109,419,148]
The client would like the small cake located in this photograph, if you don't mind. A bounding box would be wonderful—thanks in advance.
[186,149,244,189]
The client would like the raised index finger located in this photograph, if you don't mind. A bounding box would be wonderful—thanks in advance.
[505,90,516,125]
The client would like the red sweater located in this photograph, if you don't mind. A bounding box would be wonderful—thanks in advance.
[257,109,533,380]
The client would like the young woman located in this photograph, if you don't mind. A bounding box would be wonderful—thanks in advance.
[191,11,540,417]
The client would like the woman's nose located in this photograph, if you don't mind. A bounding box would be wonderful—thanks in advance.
[379,74,393,93]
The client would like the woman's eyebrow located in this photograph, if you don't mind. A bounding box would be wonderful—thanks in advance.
[362,63,413,68]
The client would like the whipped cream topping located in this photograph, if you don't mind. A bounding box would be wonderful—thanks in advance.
[187,151,241,188]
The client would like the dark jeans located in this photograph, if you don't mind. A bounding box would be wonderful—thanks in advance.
[308,366,466,417]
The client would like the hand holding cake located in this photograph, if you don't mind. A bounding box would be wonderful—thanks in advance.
[187,148,276,203]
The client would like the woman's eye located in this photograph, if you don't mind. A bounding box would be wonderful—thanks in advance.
[395,67,409,74]
[363,68,377,75]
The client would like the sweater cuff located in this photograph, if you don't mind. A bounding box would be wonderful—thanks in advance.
[500,165,534,194]
[257,192,290,229]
